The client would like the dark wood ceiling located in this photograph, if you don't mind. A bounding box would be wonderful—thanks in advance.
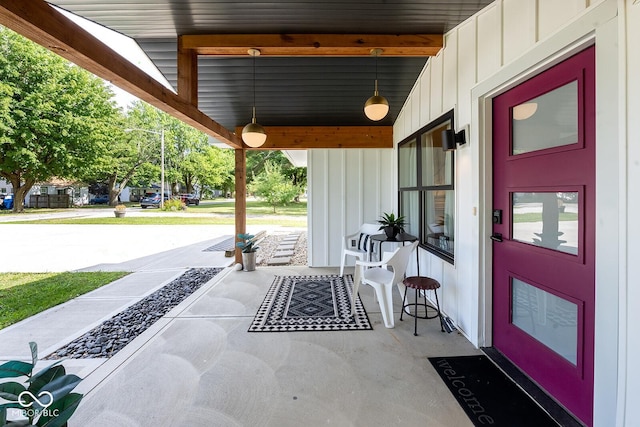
[44,1,493,132]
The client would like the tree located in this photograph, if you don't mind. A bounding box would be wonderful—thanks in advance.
[0,27,120,212]
[84,100,235,203]
[247,150,307,197]
[178,144,234,197]
[249,161,301,213]
[84,101,164,205]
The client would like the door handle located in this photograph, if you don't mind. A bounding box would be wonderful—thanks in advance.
[490,233,503,242]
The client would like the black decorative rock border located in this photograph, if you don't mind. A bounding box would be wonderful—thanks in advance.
[46,268,222,360]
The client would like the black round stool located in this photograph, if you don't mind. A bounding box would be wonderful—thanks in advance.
[400,276,445,335]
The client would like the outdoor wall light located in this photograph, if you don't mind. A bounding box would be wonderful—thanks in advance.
[242,48,267,148]
[442,128,467,151]
[364,48,389,121]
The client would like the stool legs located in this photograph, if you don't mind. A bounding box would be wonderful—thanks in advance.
[415,288,421,336]
[400,286,444,336]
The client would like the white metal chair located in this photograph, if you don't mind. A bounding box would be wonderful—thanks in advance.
[352,241,418,328]
[339,223,380,276]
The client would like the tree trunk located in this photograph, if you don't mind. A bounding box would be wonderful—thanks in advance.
[107,174,120,206]
[7,175,35,213]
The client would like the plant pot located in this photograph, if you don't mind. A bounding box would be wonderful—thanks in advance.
[383,226,397,239]
[114,211,126,218]
[242,251,257,271]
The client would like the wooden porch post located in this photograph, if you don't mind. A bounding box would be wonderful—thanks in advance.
[235,148,247,265]
[177,37,198,107]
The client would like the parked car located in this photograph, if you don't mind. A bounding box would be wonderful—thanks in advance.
[140,193,170,209]
[178,193,200,205]
[1,194,12,210]
[90,194,109,205]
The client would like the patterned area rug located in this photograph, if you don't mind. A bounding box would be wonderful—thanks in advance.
[203,236,234,252]
[248,275,372,332]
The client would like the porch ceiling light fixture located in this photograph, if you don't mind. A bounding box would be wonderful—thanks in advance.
[242,48,267,148]
[442,128,467,151]
[364,48,389,121]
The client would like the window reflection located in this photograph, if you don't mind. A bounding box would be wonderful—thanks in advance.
[512,278,578,365]
[512,192,578,255]
[422,123,452,186]
[399,139,417,187]
[401,191,420,238]
[512,81,578,155]
[425,190,455,256]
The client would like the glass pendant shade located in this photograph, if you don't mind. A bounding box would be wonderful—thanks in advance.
[242,117,267,147]
[365,88,390,121]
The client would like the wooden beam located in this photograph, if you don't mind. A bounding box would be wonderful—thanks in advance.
[234,126,393,150]
[234,149,247,265]
[178,38,198,107]
[0,0,242,148]
[180,34,443,57]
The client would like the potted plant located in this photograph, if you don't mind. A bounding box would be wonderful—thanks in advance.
[0,342,84,426]
[378,212,407,239]
[114,204,127,218]
[237,233,259,271]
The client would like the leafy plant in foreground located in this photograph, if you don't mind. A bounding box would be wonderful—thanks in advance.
[0,342,83,426]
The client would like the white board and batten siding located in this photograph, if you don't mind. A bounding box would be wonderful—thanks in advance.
[308,149,396,268]
[394,0,610,345]
[309,1,638,423]
[392,0,639,425]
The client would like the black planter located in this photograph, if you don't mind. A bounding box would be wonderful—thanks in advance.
[383,226,398,239]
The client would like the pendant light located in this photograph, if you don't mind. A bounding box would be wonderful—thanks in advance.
[364,48,389,121]
[242,48,267,148]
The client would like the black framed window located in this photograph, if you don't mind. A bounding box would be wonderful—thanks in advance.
[398,110,455,263]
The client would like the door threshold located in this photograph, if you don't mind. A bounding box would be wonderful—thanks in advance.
[481,347,585,427]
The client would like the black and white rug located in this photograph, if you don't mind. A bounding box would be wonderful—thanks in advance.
[203,236,234,252]
[248,275,372,332]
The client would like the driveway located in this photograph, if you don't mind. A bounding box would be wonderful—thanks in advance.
[1,223,239,272]
[0,208,258,272]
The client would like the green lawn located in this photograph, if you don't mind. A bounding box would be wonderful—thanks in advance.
[14,216,307,227]
[3,200,307,227]
[0,271,129,329]
[188,200,307,216]
[513,212,578,223]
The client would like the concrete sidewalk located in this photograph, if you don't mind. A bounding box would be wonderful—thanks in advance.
[0,219,303,361]
[0,233,235,366]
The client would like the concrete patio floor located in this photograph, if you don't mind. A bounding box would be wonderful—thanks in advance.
[0,222,479,426]
[67,265,478,427]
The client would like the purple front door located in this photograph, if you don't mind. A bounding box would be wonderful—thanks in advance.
[492,46,595,426]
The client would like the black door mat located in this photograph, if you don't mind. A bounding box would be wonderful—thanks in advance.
[481,347,584,427]
[429,354,576,427]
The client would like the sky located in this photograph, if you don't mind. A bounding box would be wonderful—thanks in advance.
[57,8,173,110]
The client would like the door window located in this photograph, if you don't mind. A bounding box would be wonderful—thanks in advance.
[511,277,579,365]
[512,81,578,155]
[511,191,579,255]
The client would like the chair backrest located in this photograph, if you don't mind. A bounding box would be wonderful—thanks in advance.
[360,223,380,235]
[355,223,381,252]
[386,241,418,284]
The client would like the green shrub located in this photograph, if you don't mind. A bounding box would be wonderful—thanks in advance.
[162,199,186,211]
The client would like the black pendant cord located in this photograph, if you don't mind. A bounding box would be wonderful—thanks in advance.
[252,52,257,119]
[375,50,378,88]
